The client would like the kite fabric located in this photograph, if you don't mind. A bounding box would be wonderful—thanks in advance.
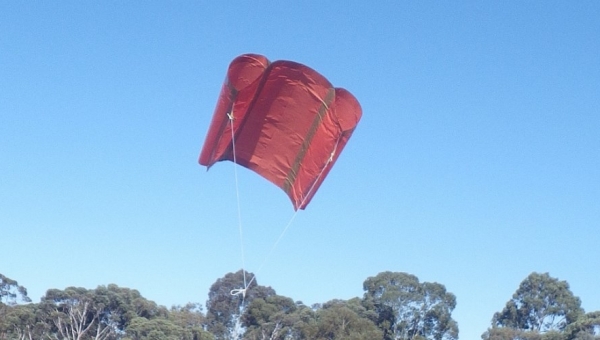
[199,53,362,210]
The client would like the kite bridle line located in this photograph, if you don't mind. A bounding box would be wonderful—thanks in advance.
[242,136,342,291]
[227,110,343,303]
[227,110,249,303]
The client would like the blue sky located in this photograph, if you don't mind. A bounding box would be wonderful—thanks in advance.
[1,2,599,339]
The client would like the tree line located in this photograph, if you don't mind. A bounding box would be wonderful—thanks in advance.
[1,271,598,340]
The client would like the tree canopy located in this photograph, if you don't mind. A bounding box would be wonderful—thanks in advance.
[362,271,459,340]
[1,270,596,340]
[482,272,596,340]
[0,274,31,306]
[492,272,584,332]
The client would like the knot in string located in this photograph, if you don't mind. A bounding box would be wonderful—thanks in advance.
[230,287,247,298]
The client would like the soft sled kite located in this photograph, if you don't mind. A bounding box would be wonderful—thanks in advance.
[199,54,361,210]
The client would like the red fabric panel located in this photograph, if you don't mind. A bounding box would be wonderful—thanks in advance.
[199,54,361,210]
[198,54,269,166]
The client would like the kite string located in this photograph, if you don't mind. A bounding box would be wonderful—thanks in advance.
[228,117,342,297]
[228,111,248,301]
[244,136,343,289]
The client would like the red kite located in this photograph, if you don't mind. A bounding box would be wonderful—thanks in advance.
[199,54,361,210]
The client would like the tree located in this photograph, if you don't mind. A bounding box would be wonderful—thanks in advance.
[492,273,584,333]
[0,303,51,340]
[169,303,214,340]
[362,271,459,340]
[93,284,167,333]
[564,311,600,340]
[125,317,187,340]
[481,327,543,340]
[0,274,35,340]
[205,270,276,340]
[0,274,31,306]
[39,284,170,340]
[40,287,114,340]
[241,294,300,340]
[310,299,383,340]
[242,296,383,340]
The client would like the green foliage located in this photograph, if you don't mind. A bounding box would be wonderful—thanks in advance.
[205,270,276,339]
[0,303,49,339]
[0,273,31,306]
[96,283,167,326]
[310,299,383,340]
[40,286,115,339]
[482,327,544,340]
[169,303,214,340]
[481,329,570,340]
[125,317,187,340]
[0,272,212,340]
[3,269,596,340]
[241,296,383,340]
[241,295,304,339]
[36,284,175,340]
[564,311,600,340]
[483,272,592,340]
[363,271,459,340]
[493,273,584,333]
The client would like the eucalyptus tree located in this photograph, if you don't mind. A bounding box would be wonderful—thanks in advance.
[563,311,600,340]
[0,273,31,306]
[205,270,276,340]
[309,299,383,340]
[0,273,38,340]
[40,287,115,340]
[39,284,169,340]
[0,302,51,340]
[168,303,213,340]
[492,272,583,333]
[241,294,303,339]
[362,271,458,340]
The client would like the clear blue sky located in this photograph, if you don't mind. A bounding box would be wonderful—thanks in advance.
[2,2,599,339]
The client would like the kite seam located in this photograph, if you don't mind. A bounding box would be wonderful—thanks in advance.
[282,87,336,207]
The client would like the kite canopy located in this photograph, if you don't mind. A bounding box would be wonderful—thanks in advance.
[199,53,361,210]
